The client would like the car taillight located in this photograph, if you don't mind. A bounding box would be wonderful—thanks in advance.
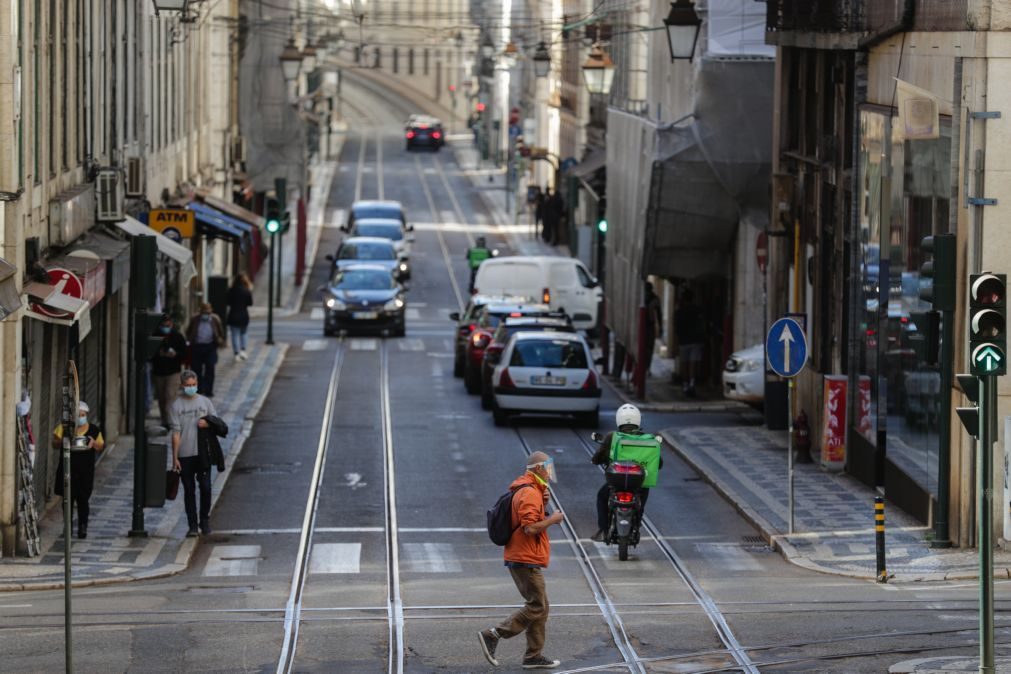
[459,323,476,337]
[406,130,415,139]
[472,333,491,349]
[582,370,598,390]
[615,492,634,504]
[542,287,551,304]
[432,131,441,139]
[499,368,516,390]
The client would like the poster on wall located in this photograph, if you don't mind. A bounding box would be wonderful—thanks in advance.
[821,375,847,470]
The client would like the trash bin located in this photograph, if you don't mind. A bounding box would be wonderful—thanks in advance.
[765,378,789,431]
[145,426,168,508]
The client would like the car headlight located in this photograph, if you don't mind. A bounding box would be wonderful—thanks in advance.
[741,359,761,372]
[724,359,738,373]
[325,297,346,310]
[399,262,408,272]
[384,297,405,311]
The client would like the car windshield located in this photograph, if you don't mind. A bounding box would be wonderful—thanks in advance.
[354,223,404,241]
[338,242,395,260]
[510,339,587,369]
[332,269,395,290]
[354,206,403,222]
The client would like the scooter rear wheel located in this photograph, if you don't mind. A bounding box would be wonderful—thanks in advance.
[618,539,629,561]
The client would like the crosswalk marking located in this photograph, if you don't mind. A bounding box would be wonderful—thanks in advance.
[398,338,425,351]
[203,545,261,576]
[310,543,362,574]
[303,339,327,351]
[310,308,324,320]
[403,543,462,573]
[350,338,377,351]
[405,308,421,321]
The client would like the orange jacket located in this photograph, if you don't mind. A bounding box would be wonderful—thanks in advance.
[504,472,552,568]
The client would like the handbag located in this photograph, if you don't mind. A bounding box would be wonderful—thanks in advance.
[166,470,180,500]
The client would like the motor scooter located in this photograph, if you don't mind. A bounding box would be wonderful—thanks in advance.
[590,432,663,561]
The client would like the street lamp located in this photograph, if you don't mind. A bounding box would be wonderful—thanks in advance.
[279,38,303,83]
[151,0,187,15]
[532,42,551,78]
[302,42,318,73]
[581,44,615,96]
[663,0,703,63]
[481,33,495,59]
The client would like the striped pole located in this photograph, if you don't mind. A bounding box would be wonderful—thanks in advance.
[875,497,887,583]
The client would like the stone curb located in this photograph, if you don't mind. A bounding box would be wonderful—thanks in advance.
[0,344,289,592]
[605,377,751,413]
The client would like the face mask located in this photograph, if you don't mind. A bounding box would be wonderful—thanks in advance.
[528,457,557,484]
[183,385,198,397]
[201,314,211,321]
[159,325,171,334]
[76,415,88,427]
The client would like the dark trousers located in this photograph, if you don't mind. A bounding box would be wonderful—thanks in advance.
[179,456,212,529]
[57,451,96,532]
[596,483,650,531]
[191,343,218,396]
[496,566,549,660]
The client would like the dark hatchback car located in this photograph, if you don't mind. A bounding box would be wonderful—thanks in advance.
[343,200,410,232]
[479,315,575,408]
[321,264,406,337]
[405,115,445,151]
[327,236,409,282]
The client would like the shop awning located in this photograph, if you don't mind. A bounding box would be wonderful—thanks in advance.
[63,230,131,294]
[114,217,197,287]
[187,202,253,240]
[24,280,91,330]
[0,257,22,321]
[196,190,264,230]
[566,149,606,178]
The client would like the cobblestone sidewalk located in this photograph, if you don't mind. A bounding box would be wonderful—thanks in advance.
[663,422,1011,582]
[0,336,288,591]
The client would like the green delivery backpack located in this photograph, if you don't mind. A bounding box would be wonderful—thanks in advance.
[610,431,661,488]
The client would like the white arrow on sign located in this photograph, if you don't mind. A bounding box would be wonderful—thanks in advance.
[779,323,795,369]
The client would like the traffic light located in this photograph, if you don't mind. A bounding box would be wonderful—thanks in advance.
[265,198,281,234]
[955,373,980,439]
[919,233,956,310]
[597,218,607,234]
[475,102,486,113]
[596,197,607,234]
[137,310,167,360]
[282,210,292,234]
[969,272,1007,376]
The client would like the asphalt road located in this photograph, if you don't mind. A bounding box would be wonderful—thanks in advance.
[3,75,1010,674]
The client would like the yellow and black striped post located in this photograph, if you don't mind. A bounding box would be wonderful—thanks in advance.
[875,497,887,583]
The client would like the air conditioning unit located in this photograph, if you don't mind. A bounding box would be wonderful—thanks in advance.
[125,157,145,197]
[231,135,247,165]
[95,169,125,222]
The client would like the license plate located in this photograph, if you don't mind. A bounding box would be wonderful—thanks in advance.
[353,311,378,319]
[531,375,566,386]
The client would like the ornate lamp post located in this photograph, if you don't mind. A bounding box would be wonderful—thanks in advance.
[581,43,615,96]
[663,0,703,63]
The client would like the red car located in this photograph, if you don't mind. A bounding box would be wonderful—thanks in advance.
[463,303,551,394]
[479,315,574,409]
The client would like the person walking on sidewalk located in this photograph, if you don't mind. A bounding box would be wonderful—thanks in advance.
[479,452,564,670]
[186,303,225,397]
[533,190,546,238]
[674,289,705,397]
[543,190,565,246]
[642,282,663,379]
[151,314,187,428]
[226,273,253,361]
[52,401,104,539]
[170,370,216,537]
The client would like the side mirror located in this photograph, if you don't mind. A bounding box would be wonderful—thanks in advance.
[407,224,415,232]
[594,356,606,366]
[317,285,327,293]
[449,312,460,321]
[325,254,334,262]
[590,432,603,443]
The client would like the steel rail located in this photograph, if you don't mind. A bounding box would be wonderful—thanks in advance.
[276,343,345,673]
[380,341,405,674]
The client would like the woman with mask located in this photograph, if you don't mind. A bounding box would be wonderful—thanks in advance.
[52,401,105,539]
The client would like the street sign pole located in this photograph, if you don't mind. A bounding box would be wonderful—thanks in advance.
[979,373,995,674]
[788,378,794,534]
[266,232,275,345]
[767,317,808,535]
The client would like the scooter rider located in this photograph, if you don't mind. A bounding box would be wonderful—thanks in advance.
[590,404,662,542]
[466,236,492,292]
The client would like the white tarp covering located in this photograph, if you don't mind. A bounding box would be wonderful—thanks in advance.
[707,0,776,58]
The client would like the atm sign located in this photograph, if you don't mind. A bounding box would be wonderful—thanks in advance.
[150,209,195,239]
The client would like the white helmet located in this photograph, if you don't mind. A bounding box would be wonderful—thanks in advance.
[615,404,641,429]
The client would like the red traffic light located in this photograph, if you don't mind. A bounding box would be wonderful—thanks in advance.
[476,102,486,112]
[448,84,456,92]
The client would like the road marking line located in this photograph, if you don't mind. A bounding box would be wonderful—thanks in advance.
[400,527,485,533]
[403,543,462,573]
[354,137,367,201]
[351,338,378,351]
[405,308,421,321]
[397,338,424,351]
[310,307,324,320]
[309,543,362,574]
[204,545,261,577]
[215,529,302,535]
[303,339,328,351]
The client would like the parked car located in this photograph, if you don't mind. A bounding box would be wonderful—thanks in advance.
[405,115,445,150]
[449,294,532,378]
[480,315,575,409]
[321,264,406,337]
[723,343,764,404]
[328,236,409,281]
[349,219,414,260]
[463,302,553,395]
[472,256,602,332]
[491,331,601,427]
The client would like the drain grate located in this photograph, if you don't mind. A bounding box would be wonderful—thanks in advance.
[742,535,764,544]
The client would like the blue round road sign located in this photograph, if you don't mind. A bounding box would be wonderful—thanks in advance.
[766,318,808,378]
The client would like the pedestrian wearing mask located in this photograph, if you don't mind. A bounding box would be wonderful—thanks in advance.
[52,401,105,539]
[479,452,564,670]
[226,273,253,361]
[151,314,187,428]
[170,370,216,536]
[186,303,225,397]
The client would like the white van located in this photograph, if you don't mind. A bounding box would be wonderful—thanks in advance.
[472,256,602,331]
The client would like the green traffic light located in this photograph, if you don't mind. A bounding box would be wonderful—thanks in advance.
[597,219,607,233]
[266,219,281,234]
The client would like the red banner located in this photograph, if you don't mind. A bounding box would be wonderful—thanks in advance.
[821,375,847,468]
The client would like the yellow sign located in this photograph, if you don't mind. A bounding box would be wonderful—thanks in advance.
[149,209,195,241]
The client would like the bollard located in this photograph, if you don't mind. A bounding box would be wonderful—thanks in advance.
[875,497,887,583]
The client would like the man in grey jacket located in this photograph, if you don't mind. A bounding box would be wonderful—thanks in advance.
[170,370,217,536]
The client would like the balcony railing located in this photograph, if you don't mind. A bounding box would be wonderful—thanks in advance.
[766,0,867,33]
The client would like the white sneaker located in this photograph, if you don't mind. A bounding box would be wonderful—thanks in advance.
[238,351,248,361]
